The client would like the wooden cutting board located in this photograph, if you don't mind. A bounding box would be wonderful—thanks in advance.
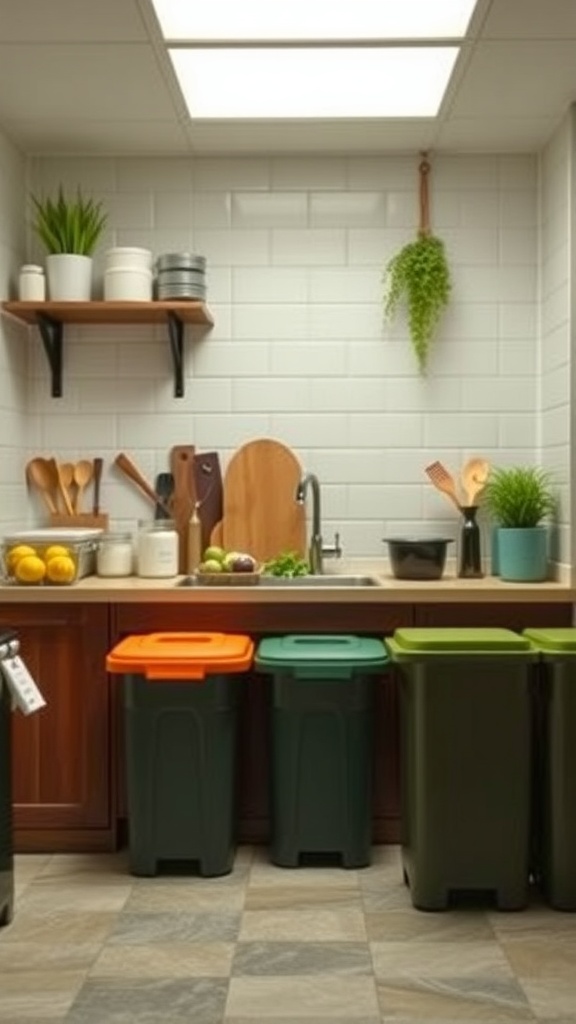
[170,445,196,572]
[214,438,306,563]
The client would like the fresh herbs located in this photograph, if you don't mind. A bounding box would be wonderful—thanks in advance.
[383,233,451,372]
[483,467,556,528]
[31,185,107,256]
[262,551,310,577]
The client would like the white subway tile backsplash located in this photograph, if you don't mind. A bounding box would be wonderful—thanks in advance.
[272,229,346,266]
[233,267,308,303]
[309,193,386,229]
[232,192,307,229]
[7,147,564,554]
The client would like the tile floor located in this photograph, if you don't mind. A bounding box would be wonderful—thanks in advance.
[0,845,575,1023]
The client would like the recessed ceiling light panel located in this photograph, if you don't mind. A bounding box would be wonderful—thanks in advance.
[153,0,477,41]
[168,47,460,119]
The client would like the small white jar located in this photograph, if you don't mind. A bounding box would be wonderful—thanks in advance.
[18,264,45,301]
[96,533,134,578]
[137,520,179,578]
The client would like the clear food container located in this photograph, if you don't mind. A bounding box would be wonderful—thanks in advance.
[1,528,103,586]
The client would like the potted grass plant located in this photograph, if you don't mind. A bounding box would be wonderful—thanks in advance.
[30,185,107,300]
[483,466,556,581]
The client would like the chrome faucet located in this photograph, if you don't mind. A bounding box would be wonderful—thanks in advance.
[296,472,342,574]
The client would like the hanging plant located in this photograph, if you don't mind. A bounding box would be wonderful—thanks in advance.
[382,153,451,373]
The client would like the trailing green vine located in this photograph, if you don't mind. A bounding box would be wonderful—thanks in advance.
[382,155,451,373]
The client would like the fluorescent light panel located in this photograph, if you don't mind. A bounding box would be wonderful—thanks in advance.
[168,47,460,119]
[152,0,477,119]
[152,0,477,41]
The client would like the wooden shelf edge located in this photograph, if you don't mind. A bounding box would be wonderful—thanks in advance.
[1,299,214,328]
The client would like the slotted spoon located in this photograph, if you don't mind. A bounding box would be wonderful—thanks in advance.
[461,457,490,506]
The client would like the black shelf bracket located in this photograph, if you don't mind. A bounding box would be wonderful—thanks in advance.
[36,313,63,398]
[166,311,185,397]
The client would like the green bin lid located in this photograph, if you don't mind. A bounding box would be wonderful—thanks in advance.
[256,634,388,669]
[523,628,576,653]
[390,627,532,653]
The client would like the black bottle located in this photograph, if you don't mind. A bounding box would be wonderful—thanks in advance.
[458,505,483,578]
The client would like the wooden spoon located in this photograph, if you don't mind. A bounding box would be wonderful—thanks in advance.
[49,457,74,515]
[73,459,94,513]
[26,457,59,514]
[461,457,490,506]
[59,462,76,513]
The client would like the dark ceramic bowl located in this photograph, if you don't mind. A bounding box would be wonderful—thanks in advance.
[384,537,453,580]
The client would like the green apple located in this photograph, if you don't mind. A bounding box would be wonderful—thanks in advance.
[202,546,226,564]
[222,551,241,571]
[199,559,223,573]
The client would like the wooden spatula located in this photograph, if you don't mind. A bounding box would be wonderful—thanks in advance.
[425,461,462,512]
[170,445,197,573]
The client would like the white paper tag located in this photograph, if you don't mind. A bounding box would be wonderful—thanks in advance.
[1,655,46,715]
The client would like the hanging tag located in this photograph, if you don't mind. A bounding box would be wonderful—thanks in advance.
[1,656,46,715]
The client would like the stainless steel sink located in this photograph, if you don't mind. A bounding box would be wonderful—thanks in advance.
[260,574,380,587]
[177,574,380,587]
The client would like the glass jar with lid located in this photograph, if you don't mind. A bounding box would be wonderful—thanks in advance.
[136,520,179,578]
[96,532,134,578]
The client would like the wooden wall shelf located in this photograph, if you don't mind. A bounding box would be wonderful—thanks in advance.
[1,300,214,398]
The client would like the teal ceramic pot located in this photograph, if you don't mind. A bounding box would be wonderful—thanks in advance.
[497,526,548,582]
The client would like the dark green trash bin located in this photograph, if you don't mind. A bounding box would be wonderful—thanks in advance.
[524,628,576,910]
[255,634,389,869]
[107,631,254,878]
[386,628,537,911]
[0,630,16,926]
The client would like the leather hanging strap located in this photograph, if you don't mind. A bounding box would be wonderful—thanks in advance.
[418,151,431,237]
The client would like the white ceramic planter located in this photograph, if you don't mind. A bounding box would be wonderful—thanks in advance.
[46,254,93,301]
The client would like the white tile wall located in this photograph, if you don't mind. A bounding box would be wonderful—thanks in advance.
[2,149,556,559]
[0,129,27,533]
[539,110,573,573]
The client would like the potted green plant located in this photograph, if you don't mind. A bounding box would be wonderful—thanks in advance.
[30,185,107,300]
[383,154,451,373]
[483,466,557,582]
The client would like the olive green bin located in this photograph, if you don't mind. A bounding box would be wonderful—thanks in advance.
[524,628,576,910]
[255,635,389,868]
[386,628,538,911]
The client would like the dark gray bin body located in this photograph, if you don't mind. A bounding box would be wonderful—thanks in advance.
[0,630,16,926]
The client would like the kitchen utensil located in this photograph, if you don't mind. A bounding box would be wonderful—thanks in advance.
[114,452,171,516]
[461,457,490,506]
[425,461,462,512]
[193,452,223,550]
[58,462,76,514]
[384,537,454,580]
[26,457,59,514]
[218,438,307,563]
[154,472,174,521]
[50,457,74,516]
[170,445,197,573]
[92,457,103,515]
[73,459,93,513]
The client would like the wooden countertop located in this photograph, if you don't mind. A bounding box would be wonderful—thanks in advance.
[0,564,573,604]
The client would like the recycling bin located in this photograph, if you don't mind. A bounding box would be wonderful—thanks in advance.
[0,629,17,927]
[107,631,254,878]
[523,628,576,910]
[255,634,389,868]
[386,628,537,911]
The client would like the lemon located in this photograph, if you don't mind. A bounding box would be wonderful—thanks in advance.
[43,544,71,562]
[6,544,37,572]
[45,554,76,584]
[14,554,47,584]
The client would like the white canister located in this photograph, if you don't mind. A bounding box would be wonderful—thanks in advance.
[18,264,45,301]
[104,247,153,271]
[96,532,134,578]
[103,266,153,301]
[137,520,179,578]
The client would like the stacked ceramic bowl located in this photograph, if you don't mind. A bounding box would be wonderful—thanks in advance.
[103,247,153,301]
[155,252,207,301]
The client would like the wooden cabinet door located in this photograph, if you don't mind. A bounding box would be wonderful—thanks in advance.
[0,603,111,846]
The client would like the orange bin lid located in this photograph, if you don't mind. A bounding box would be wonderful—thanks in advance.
[106,631,254,680]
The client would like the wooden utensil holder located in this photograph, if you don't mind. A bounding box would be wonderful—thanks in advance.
[48,513,109,530]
